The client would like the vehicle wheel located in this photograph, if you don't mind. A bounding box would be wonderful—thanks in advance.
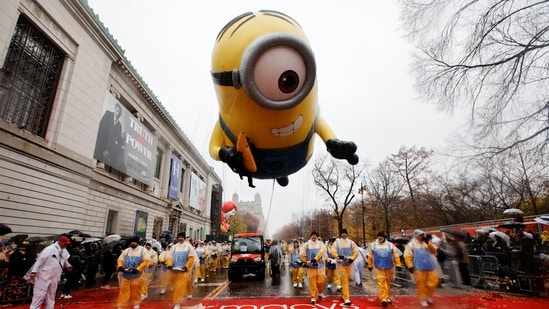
[257,267,265,280]
[228,270,237,281]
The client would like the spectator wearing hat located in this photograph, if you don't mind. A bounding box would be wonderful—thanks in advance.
[141,242,158,300]
[194,241,209,283]
[29,235,73,309]
[330,228,358,306]
[116,236,150,309]
[300,231,327,305]
[167,232,196,309]
[158,244,172,294]
[404,229,439,307]
[325,237,341,292]
[367,231,402,307]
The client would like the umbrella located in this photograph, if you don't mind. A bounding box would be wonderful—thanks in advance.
[0,223,12,235]
[9,234,28,244]
[475,227,497,233]
[162,230,172,234]
[103,234,122,246]
[26,236,48,243]
[81,237,102,244]
[440,227,466,238]
[489,231,510,246]
[497,221,526,229]
[503,208,524,215]
[430,235,442,246]
[533,215,549,225]
[67,230,83,235]
[393,236,410,245]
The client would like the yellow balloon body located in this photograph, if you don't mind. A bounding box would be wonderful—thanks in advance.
[209,11,338,182]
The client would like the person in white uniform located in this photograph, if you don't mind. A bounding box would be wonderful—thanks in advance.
[29,235,73,309]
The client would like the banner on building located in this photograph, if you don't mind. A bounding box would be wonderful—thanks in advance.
[93,93,157,184]
[134,210,148,238]
[168,154,181,199]
[189,172,207,212]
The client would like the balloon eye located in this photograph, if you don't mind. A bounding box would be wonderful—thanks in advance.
[253,46,306,102]
[279,70,299,94]
[239,33,316,111]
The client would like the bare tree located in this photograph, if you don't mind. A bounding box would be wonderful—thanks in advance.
[344,202,366,245]
[312,155,365,234]
[439,171,492,224]
[366,160,404,234]
[388,146,434,223]
[400,0,549,157]
[479,145,549,215]
[272,222,300,241]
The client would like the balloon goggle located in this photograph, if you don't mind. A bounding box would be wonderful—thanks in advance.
[211,33,316,111]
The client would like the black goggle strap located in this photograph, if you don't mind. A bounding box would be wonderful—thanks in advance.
[211,70,241,89]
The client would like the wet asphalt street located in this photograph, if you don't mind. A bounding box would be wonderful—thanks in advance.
[6,260,549,308]
[186,261,463,300]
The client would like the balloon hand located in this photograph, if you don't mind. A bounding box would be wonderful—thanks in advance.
[220,147,247,173]
[219,146,256,188]
[326,139,359,165]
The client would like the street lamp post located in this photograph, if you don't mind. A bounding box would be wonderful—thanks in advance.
[360,182,366,247]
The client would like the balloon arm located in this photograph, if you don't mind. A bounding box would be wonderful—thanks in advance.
[237,132,257,173]
[316,117,359,165]
[314,117,337,142]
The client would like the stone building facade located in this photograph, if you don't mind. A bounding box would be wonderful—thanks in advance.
[0,0,222,241]
[231,192,268,236]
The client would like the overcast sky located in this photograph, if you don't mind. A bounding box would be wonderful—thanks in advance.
[87,0,465,237]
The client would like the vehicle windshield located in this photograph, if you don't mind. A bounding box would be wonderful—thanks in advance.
[232,237,262,253]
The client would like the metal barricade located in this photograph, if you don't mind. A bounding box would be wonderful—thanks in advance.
[480,255,502,288]
[468,255,489,289]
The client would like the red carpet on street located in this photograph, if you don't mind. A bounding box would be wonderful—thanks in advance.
[3,286,549,309]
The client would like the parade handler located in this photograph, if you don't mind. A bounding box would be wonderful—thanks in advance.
[167,232,196,309]
[158,244,172,294]
[330,229,358,306]
[300,231,327,305]
[140,242,158,299]
[404,229,439,308]
[194,241,209,283]
[325,237,341,292]
[368,231,402,307]
[289,240,304,288]
[29,235,73,309]
[116,236,149,309]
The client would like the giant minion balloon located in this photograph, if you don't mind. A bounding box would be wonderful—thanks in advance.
[210,10,358,188]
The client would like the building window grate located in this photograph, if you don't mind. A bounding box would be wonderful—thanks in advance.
[0,15,64,137]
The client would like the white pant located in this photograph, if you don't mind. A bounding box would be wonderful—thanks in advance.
[30,277,58,309]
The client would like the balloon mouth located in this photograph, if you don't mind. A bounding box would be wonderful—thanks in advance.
[270,114,303,137]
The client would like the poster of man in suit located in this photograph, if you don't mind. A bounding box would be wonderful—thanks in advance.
[94,101,126,170]
[94,93,157,185]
